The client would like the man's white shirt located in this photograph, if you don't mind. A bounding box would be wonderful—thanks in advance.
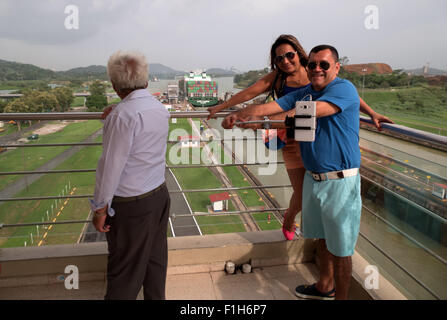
[89,89,170,216]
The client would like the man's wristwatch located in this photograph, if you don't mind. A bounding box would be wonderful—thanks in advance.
[262,116,270,129]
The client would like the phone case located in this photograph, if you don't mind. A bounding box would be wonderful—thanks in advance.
[293,101,316,141]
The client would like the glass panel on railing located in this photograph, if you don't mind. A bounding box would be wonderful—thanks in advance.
[359,134,447,299]
[356,233,441,300]
[0,198,95,248]
[0,119,103,248]
[0,115,292,248]
[167,117,285,235]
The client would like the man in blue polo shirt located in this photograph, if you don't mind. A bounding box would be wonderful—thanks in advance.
[222,45,364,300]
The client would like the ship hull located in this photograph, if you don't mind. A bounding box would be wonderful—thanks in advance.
[188,98,219,107]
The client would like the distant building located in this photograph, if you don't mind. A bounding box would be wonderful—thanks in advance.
[48,83,63,89]
[432,183,447,200]
[421,62,429,76]
[167,84,179,104]
[178,135,200,148]
[209,192,231,212]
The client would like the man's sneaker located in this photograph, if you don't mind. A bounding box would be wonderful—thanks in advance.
[295,283,335,300]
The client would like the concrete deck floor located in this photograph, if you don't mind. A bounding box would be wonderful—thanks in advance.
[0,262,370,300]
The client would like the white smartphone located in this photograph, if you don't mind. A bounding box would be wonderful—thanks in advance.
[293,101,316,141]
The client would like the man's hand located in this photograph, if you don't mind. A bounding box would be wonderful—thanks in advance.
[92,206,110,233]
[207,105,223,120]
[222,113,239,129]
[370,112,394,131]
[101,104,117,120]
[235,115,263,130]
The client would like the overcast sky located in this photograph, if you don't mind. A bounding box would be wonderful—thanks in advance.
[0,0,446,72]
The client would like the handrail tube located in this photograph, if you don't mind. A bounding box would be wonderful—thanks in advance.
[0,162,286,176]
[0,169,96,175]
[0,208,287,229]
[360,136,447,169]
[0,184,292,202]
[171,208,287,218]
[0,142,102,148]
[0,112,445,147]
[361,175,447,224]
[0,137,264,149]
[360,115,447,147]
[0,111,232,121]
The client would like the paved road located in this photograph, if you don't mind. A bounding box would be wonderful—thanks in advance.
[0,121,48,146]
[80,167,202,243]
[165,168,202,237]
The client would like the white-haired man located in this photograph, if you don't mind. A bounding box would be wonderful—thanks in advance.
[90,50,170,300]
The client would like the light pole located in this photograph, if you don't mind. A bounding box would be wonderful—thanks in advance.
[362,68,367,98]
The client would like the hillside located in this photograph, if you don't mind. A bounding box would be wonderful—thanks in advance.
[149,63,184,77]
[0,59,56,81]
[343,63,393,75]
[0,58,185,80]
[58,65,108,80]
[63,65,107,75]
[233,68,270,88]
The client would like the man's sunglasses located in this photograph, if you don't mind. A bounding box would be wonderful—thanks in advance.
[274,51,297,64]
[307,61,331,71]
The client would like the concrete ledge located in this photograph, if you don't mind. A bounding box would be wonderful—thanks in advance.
[0,230,317,288]
[168,230,316,268]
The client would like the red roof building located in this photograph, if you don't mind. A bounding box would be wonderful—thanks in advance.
[209,192,231,212]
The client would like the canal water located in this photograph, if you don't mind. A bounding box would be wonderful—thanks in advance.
[360,130,447,178]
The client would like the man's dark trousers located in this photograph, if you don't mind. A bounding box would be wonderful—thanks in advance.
[104,183,170,300]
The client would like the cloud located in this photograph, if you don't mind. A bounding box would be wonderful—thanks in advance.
[0,0,133,45]
[0,0,445,71]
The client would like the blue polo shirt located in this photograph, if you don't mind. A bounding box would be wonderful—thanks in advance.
[276,77,360,173]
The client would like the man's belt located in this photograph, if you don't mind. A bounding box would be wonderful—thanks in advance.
[112,182,166,203]
[309,168,359,182]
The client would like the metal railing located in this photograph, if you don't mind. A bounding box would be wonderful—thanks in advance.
[0,111,230,121]
[1,111,446,147]
[1,110,446,217]
[0,184,291,202]
[359,115,447,151]
[0,110,290,231]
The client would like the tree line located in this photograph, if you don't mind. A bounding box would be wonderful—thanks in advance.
[1,80,109,130]
[339,68,427,89]
[233,68,270,88]
[233,65,429,90]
